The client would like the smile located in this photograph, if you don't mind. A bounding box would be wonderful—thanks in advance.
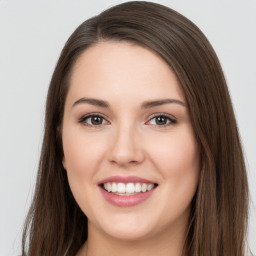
[102,182,156,195]
[98,176,158,207]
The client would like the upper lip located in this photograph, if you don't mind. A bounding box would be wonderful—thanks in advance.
[98,176,157,185]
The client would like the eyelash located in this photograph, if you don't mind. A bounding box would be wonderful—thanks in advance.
[78,112,177,128]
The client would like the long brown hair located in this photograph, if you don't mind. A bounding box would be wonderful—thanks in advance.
[22,1,249,255]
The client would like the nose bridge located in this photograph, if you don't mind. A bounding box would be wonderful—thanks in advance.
[109,119,144,166]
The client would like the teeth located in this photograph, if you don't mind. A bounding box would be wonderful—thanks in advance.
[147,184,154,191]
[103,182,155,194]
[135,183,141,192]
[141,183,147,192]
[117,183,126,193]
[126,183,135,193]
[112,182,117,192]
[107,182,112,192]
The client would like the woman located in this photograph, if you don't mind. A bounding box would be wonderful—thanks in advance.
[22,1,249,255]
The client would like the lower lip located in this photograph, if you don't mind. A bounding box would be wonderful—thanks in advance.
[99,186,156,207]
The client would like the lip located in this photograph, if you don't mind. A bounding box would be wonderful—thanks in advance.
[99,186,156,207]
[98,176,158,207]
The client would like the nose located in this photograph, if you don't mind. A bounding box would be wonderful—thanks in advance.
[108,124,145,167]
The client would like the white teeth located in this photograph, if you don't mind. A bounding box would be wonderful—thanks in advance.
[141,183,147,192]
[147,184,154,191]
[103,182,155,194]
[117,183,126,193]
[135,183,141,193]
[112,182,117,192]
[107,182,112,192]
[126,183,135,193]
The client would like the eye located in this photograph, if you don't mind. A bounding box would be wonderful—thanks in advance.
[146,114,176,127]
[79,114,109,127]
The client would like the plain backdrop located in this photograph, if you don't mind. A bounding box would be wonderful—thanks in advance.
[0,0,255,255]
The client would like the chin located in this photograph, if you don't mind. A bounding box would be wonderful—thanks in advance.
[104,226,153,242]
[91,213,156,241]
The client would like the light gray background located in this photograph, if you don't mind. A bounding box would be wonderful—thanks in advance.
[0,0,255,255]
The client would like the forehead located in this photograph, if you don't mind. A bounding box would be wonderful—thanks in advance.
[67,41,185,106]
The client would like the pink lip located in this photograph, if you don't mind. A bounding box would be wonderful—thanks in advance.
[99,186,156,207]
[98,176,156,184]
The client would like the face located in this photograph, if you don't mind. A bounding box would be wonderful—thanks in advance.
[62,41,199,242]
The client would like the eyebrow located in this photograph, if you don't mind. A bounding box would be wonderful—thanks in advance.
[73,97,110,108]
[72,97,186,108]
[141,98,186,108]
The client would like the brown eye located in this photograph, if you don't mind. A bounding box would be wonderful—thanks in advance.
[155,116,169,125]
[147,114,176,127]
[79,114,108,126]
[90,116,104,125]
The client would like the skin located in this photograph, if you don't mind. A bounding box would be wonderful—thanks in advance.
[62,41,200,256]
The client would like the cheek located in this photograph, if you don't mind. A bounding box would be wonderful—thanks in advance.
[62,127,108,181]
[147,127,199,223]
[148,126,199,185]
[62,127,109,213]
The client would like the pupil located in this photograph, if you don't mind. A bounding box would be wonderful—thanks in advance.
[156,116,167,125]
[92,116,102,125]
